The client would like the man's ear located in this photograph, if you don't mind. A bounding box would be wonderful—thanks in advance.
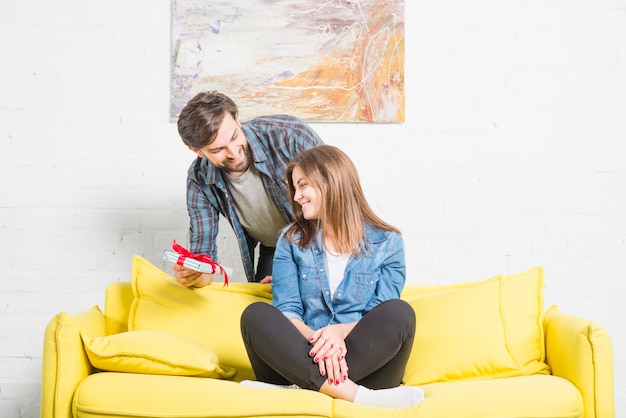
[189,146,204,159]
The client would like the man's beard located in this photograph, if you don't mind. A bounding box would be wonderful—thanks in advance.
[221,145,251,175]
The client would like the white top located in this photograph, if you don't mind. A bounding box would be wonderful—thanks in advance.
[326,251,350,300]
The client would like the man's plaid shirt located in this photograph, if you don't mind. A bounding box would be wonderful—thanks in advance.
[185,114,323,282]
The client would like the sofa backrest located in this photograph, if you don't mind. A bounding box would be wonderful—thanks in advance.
[105,282,134,335]
[106,260,549,387]
[100,280,438,336]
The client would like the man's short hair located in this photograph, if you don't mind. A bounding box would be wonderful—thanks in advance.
[177,91,239,149]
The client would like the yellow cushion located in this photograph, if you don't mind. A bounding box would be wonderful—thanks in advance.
[401,274,502,297]
[74,372,333,418]
[500,267,548,373]
[402,267,550,385]
[127,255,272,381]
[81,330,236,378]
[335,375,582,418]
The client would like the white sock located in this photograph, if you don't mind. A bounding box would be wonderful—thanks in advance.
[240,380,300,390]
[353,385,424,408]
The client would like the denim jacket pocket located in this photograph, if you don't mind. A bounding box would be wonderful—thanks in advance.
[354,272,380,304]
[299,266,322,301]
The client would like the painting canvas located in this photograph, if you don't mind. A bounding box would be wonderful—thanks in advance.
[170,0,405,123]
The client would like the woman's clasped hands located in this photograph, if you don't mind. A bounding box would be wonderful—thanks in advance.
[308,325,350,385]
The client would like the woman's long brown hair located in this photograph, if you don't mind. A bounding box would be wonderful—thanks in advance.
[284,145,400,256]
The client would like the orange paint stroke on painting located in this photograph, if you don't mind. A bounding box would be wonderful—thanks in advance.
[261,7,404,122]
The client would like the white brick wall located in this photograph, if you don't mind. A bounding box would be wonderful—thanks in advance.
[1,0,625,416]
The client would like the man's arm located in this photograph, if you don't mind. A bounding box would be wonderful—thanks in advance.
[186,161,221,257]
[175,164,221,288]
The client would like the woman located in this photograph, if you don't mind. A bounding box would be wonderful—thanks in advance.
[240,145,423,408]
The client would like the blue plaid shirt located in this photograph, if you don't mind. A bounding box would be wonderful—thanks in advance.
[185,115,323,282]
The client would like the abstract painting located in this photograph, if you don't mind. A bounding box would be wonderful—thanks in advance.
[170,0,405,123]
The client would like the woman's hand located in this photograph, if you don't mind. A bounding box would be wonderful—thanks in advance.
[308,324,353,385]
[173,264,214,288]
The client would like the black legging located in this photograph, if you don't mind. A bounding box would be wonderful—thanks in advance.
[240,299,415,391]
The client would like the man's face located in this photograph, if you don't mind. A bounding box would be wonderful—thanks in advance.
[191,112,250,177]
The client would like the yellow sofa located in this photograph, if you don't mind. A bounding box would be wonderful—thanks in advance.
[41,256,615,418]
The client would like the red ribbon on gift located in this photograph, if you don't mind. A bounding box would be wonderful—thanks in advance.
[172,239,228,286]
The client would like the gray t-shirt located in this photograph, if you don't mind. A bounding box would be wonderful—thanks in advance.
[224,165,288,247]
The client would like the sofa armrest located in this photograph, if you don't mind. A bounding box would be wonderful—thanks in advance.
[544,305,614,418]
[41,306,106,418]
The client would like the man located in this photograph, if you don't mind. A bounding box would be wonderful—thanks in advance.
[173,91,324,287]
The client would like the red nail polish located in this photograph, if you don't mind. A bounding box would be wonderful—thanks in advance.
[343,375,347,381]
[314,357,319,362]
[323,356,328,361]
[310,351,315,357]
[335,379,340,385]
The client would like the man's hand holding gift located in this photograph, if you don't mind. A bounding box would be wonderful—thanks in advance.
[166,240,230,288]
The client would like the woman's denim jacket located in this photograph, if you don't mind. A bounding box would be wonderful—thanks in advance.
[272,224,406,330]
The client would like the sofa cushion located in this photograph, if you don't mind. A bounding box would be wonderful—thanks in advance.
[127,255,272,381]
[334,375,582,418]
[74,372,333,418]
[402,267,550,386]
[81,330,236,378]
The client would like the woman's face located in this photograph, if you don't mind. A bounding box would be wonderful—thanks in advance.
[291,166,322,220]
